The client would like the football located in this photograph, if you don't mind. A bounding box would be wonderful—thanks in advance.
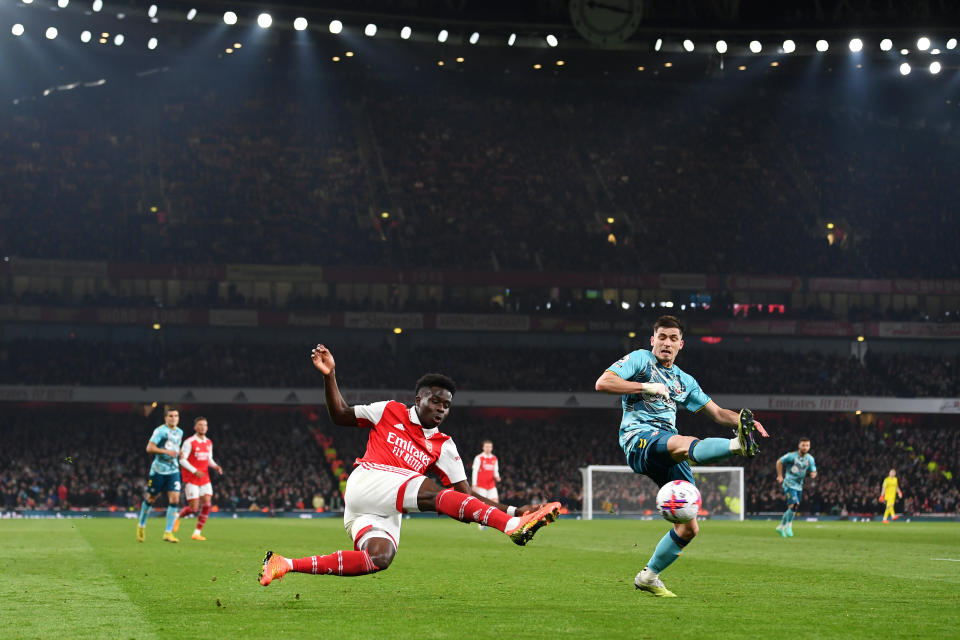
[656,480,702,523]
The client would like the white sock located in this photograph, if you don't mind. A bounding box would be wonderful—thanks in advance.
[640,567,658,580]
[729,437,741,453]
[285,558,294,570]
[193,528,201,536]
[505,516,521,531]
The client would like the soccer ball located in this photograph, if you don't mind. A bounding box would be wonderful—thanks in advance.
[656,480,701,523]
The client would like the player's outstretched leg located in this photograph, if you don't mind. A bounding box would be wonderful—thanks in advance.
[259,550,380,586]
[432,488,560,546]
[635,527,692,597]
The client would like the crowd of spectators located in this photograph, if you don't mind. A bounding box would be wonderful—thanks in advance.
[0,407,335,513]
[1,67,958,278]
[3,407,956,518]
[2,337,957,397]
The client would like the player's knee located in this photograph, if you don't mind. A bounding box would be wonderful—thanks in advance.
[363,539,395,570]
[790,503,799,512]
[675,519,698,540]
[667,435,696,462]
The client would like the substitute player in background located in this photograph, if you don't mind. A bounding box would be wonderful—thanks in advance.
[776,437,817,537]
[259,344,560,586]
[136,406,183,543]
[595,315,769,598]
[880,469,903,523]
[472,440,500,530]
[174,416,223,540]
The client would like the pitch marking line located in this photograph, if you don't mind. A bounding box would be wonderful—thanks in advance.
[930,558,960,562]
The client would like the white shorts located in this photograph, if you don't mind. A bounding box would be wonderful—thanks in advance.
[473,486,499,502]
[343,463,427,551]
[183,482,213,501]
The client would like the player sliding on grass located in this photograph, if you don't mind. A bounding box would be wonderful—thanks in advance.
[259,344,560,586]
[595,315,769,597]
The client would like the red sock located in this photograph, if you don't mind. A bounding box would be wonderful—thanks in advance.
[178,506,193,518]
[197,504,210,531]
[435,488,512,532]
[291,551,378,576]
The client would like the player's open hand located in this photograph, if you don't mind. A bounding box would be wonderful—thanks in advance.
[515,503,541,516]
[640,382,670,401]
[311,344,336,375]
[754,420,769,437]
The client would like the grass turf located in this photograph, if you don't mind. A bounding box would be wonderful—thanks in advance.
[1,517,958,639]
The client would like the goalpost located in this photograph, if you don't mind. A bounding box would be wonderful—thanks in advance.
[580,465,745,521]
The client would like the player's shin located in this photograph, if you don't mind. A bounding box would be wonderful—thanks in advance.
[647,529,691,574]
[178,505,193,519]
[196,504,210,531]
[434,488,513,531]
[688,438,737,464]
[165,506,177,532]
[137,500,150,527]
[290,551,380,577]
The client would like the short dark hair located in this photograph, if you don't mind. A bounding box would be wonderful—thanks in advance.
[483,439,493,445]
[799,437,811,443]
[164,405,179,415]
[653,315,684,336]
[415,373,457,396]
[194,416,207,425]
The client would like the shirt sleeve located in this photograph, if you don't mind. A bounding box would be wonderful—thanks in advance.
[494,458,500,481]
[208,441,217,468]
[808,456,817,473]
[179,439,197,473]
[149,426,165,446]
[678,372,711,413]
[471,454,480,486]
[353,400,390,427]
[430,438,468,486]
[606,350,648,381]
[779,453,793,465]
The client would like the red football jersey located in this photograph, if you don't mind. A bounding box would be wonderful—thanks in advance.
[471,454,499,490]
[180,435,213,486]
[353,400,467,485]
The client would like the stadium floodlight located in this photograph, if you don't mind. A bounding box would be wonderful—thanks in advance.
[880,38,893,51]
[621,301,630,310]
[400,26,411,40]
[900,48,909,55]
[948,38,957,50]
[930,61,942,75]
[782,39,796,53]
[257,13,272,29]
[113,33,124,45]
[816,39,829,52]
[148,37,158,50]
[917,37,930,51]
[683,39,694,52]
[92,0,102,11]
[364,23,377,37]
[148,4,157,18]
[899,62,911,75]
[45,27,58,40]
[507,33,516,46]
[58,0,69,7]
[293,17,308,31]
[22,0,33,3]
[931,48,940,54]
[223,11,237,26]
[469,31,479,44]
[328,20,343,34]
[12,23,24,37]
[715,40,727,54]
[654,38,662,51]
[546,34,558,47]
[186,8,197,21]
[849,38,863,52]
[749,40,762,53]
[437,29,448,43]
[80,30,91,42]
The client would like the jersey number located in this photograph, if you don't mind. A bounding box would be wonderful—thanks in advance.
[636,438,647,450]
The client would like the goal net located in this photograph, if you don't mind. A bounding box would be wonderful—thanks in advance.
[580,465,744,520]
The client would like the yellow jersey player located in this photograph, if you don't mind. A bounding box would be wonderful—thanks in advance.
[880,469,903,523]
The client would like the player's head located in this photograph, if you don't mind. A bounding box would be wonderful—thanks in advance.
[651,315,684,366]
[889,469,896,477]
[798,437,811,454]
[164,405,179,427]
[194,416,208,436]
[482,439,493,454]
[414,373,457,429]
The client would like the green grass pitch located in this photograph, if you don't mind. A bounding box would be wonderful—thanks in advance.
[2,517,958,639]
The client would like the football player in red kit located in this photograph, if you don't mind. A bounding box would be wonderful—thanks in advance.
[174,416,223,540]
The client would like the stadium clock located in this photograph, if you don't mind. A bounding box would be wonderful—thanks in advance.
[569,0,644,46]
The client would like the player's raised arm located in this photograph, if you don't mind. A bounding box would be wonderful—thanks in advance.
[311,344,359,427]
[595,370,669,400]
